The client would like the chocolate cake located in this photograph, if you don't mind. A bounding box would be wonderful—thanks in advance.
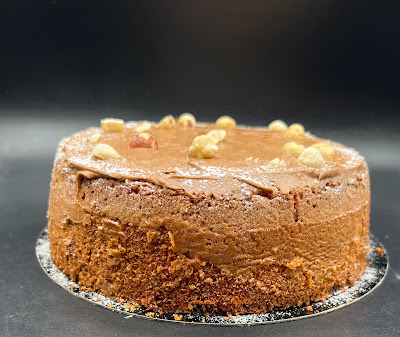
[47,115,370,314]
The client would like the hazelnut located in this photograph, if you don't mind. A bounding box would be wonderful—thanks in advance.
[156,115,176,129]
[284,123,305,140]
[262,158,286,169]
[92,144,120,160]
[268,120,288,132]
[130,133,158,149]
[282,142,305,157]
[215,116,236,129]
[298,147,325,168]
[188,135,218,159]
[100,118,125,132]
[89,133,101,144]
[135,121,152,133]
[311,143,335,156]
[207,129,226,144]
[178,113,196,127]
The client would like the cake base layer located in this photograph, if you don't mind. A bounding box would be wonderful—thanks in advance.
[37,229,387,324]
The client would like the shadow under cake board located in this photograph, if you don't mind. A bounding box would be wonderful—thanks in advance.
[36,228,388,326]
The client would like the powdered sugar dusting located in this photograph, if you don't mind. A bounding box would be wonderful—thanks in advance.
[36,229,387,325]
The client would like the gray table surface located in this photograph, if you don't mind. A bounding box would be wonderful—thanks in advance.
[1,116,399,337]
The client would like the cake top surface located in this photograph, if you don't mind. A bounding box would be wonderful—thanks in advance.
[57,116,366,197]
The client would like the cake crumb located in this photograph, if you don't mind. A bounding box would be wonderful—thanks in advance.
[228,314,234,319]
[306,306,313,312]
[96,298,101,302]
[375,247,385,254]
[146,312,155,318]
[108,304,113,308]
[173,314,183,321]
[286,256,303,270]
[199,270,205,279]
[146,230,159,243]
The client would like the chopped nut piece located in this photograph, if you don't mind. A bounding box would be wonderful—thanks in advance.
[188,135,218,159]
[135,121,152,133]
[178,113,196,127]
[311,143,335,156]
[89,133,101,144]
[130,133,158,149]
[156,115,176,129]
[245,156,261,164]
[284,123,305,140]
[298,147,325,168]
[207,129,226,144]
[92,144,120,160]
[202,143,218,158]
[100,118,125,132]
[268,120,288,132]
[282,142,305,157]
[260,158,286,170]
[215,115,236,129]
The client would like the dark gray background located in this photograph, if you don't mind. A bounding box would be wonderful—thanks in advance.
[1,1,400,336]
[1,0,400,126]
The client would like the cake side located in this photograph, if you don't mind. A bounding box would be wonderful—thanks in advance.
[48,126,370,314]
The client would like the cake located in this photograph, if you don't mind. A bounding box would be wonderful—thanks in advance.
[47,115,370,315]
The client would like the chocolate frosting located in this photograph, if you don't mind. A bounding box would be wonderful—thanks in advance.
[58,122,366,197]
